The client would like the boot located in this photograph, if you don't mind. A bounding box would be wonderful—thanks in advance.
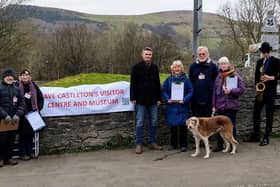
[135,144,143,154]
[259,137,269,146]
[148,143,163,150]
[4,159,18,166]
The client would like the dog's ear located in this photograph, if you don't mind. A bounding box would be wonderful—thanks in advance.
[193,117,199,127]
[186,118,189,126]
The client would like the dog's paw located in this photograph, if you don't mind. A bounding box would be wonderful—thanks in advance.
[203,155,210,158]
[222,149,228,153]
[230,151,236,155]
[191,153,198,157]
[203,155,210,159]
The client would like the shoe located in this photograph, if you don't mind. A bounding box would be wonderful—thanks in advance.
[148,143,163,150]
[0,160,4,167]
[20,155,31,161]
[168,145,178,151]
[259,138,269,146]
[4,159,18,166]
[135,145,143,154]
[30,153,37,159]
[213,146,223,152]
[180,147,187,152]
[243,135,260,142]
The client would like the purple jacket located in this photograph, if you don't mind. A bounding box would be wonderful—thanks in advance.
[212,72,245,110]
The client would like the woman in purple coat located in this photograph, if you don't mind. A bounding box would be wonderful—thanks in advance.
[162,60,193,152]
[212,57,245,152]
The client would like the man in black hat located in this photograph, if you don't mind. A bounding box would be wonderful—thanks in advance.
[245,42,280,145]
[0,69,25,167]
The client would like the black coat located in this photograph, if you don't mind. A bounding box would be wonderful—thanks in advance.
[255,56,280,95]
[130,61,161,105]
[18,81,44,134]
[0,81,25,119]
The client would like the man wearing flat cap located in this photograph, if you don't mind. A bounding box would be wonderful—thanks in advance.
[0,69,25,167]
[245,42,280,146]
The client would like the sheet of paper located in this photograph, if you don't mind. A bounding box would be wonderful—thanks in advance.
[171,82,184,101]
[26,111,46,131]
[226,76,238,90]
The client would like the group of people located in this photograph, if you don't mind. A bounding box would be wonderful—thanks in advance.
[0,69,44,167]
[130,42,280,154]
[0,42,278,163]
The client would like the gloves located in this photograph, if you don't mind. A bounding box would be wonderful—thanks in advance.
[4,115,12,124]
[12,115,20,124]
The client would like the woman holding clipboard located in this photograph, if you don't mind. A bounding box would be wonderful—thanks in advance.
[212,57,245,152]
[162,60,193,152]
[17,69,44,160]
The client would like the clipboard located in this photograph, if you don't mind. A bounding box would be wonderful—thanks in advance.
[26,111,46,131]
[0,120,19,132]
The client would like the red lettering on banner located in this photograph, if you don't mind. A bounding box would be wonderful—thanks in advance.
[44,93,55,99]
[88,98,118,105]
[99,89,124,96]
[48,101,71,108]
[73,101,88,107]
[57,92,98,99]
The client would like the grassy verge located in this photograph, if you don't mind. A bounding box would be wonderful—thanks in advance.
[42,73,170,87]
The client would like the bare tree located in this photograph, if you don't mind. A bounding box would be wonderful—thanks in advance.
[219,0,279,55]
[0,0,30,71]
[44,24,97,79]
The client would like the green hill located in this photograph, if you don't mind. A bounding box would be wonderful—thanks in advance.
[10,5,227,50]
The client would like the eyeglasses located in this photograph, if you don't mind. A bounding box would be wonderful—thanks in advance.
[198,53,206,56]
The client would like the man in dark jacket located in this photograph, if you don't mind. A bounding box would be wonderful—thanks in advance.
[189,46,218,117]
[246,42,280,146]
[130,47,162,154]
[0,69,25,167]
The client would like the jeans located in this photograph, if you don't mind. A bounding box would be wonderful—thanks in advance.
[135,104,158,145]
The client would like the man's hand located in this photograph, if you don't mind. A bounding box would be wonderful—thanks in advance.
[5,115,12,124]
[261,74,275,82]
[12,115,20,124]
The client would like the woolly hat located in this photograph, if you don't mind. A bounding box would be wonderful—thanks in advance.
[2,69,16,79]
[259,42,272,53]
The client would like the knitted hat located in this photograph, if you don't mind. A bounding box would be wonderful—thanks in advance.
[2,69,16,79]
[259,42,272,53]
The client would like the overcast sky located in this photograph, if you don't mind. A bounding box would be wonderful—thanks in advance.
[24,0,236,15]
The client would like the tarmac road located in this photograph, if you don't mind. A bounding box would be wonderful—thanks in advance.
[1,139,280,187]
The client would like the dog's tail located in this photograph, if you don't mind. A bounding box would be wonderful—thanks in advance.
[233,137,238,144]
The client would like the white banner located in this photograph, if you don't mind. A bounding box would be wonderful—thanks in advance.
[40,81,134,117]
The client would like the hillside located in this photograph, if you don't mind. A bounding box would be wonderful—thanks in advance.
[8,5,227,50]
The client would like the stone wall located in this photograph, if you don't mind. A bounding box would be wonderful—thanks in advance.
[39,67,280,154]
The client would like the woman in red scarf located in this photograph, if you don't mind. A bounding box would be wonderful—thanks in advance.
[212,57,245,152]
[18,69,44,160]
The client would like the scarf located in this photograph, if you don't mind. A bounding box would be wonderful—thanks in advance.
[216,68,235,96]
[219,68,235,78]
[19,81,38,110]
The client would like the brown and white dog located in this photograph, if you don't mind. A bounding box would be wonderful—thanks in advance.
[186,115,238,159]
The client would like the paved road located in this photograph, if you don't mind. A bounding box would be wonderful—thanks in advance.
[1,139,280,187]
